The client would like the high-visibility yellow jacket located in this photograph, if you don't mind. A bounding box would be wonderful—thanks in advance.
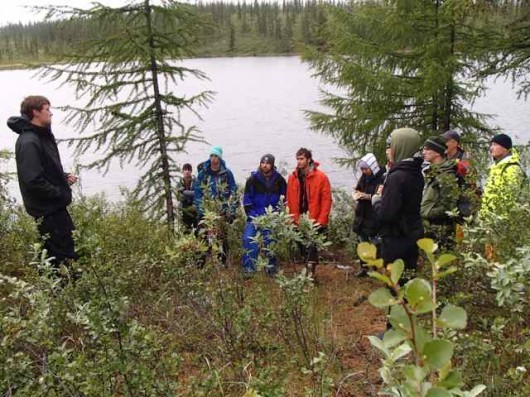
[480,151,525,220]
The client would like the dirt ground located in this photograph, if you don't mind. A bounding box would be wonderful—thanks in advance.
[283,250,386,396]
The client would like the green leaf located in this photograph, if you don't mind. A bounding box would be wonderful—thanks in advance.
[369,288,399,308]
[389,259,404,284]
[368,271,392,286]
[438,304,467,329]
[437,370,464,389]
[388,305,412,332]
[368,258,384,269]
[416,300,438,314]
[426,388,451,397]
[367,335,389,357]
[414,324,432,353]
[467,385,487,397]
[403,365,428,383]
[357,242,377,262]
[390,342,412,361]
[406,279,434,313]
[437,266,458,279]
[422,339,454,369]
[417,238,438,254]
[383,329,407,349]
[436,254,457,269]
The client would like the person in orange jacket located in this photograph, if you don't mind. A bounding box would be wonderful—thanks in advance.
[286,147,332,276]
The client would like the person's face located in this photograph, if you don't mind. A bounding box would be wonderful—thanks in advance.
[423,147,441,164]
[296,154,309,170]
[445,138,458,153]
[386,147,394,164]
[490,142,508,160]
[260,161,273,174]
[32,104,52,127]
[210,155,221,169]
[360,167,372,176]
[183,168,192,177]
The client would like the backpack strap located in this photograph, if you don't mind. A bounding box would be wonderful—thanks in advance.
[501,162,527,182]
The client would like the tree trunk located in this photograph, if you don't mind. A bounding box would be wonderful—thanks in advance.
[145,0,175,231]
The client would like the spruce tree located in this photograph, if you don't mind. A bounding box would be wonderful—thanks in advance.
[39,0,213,231]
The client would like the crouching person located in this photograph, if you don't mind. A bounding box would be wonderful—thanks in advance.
[242,154,287,276]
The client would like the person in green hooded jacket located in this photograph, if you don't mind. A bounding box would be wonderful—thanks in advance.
[420,136,459,248]
[481,133,525,221]
[372,128,424,277]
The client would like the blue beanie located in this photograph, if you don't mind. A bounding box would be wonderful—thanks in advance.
[210,146,223,159]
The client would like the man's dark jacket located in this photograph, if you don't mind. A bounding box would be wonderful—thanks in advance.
[243,168,287,221]
[353,168,385,237]
[373,158,424,241]
[7,115,72,218]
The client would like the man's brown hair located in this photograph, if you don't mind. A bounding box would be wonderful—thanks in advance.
[20,96,50,120]
[296,147,312,160]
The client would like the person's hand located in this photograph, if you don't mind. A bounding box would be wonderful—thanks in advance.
[354,191,371,201]
[66,174,78,186]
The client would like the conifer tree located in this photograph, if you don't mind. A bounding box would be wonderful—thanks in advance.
[304,0,490,162]
[39,0,213,231]
[478,1,530,98]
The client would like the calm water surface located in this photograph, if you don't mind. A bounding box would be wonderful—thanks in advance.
[0,56,528,202]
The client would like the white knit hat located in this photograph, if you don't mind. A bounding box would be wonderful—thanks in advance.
[358,153,380,175]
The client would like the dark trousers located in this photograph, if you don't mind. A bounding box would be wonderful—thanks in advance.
[298,226,327,269]
[181,205,198,232]
[382,236,418,285]
[37,208,78,267]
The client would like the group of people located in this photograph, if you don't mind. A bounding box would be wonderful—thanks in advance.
[8,95,525,281]
[178,146,332,276]
[353,128,525,277]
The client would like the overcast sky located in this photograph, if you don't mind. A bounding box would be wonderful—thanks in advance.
[0,1,157,27]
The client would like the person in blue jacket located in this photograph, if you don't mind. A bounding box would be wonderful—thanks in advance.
[241,154,287,275]
[194,146,237,264]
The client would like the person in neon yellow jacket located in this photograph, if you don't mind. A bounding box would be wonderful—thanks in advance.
[480,133,525,221]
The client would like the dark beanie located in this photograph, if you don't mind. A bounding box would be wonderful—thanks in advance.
[424,136,447,156]
[260,153,275,167]
[491,133,512,150]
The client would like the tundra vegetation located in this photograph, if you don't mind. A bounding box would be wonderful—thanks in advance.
[1,0,529,395]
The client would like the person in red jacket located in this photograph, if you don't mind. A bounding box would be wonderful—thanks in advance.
[286,147,332,276]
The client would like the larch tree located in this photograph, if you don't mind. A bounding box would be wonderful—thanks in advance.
[39,0,213,231]
[303,0,491,164]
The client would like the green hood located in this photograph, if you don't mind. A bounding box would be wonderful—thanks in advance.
[391,128,422,163]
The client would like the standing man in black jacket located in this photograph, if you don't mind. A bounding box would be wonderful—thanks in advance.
[371,128,424,278]
[7,95,79,269]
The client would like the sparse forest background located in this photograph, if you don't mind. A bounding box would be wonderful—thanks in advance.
[0,0,331,64]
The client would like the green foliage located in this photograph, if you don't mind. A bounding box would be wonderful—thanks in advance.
[303,0,491,166]
[0,192,346,394]
[361,238,485,396]
[326,188,356,248]
[39,0,213,229]
[0,1,330,63]
[0,246,181,395]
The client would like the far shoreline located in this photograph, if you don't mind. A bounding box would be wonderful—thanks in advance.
[0,52,300,72]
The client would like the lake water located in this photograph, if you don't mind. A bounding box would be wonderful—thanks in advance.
[0,56,528,202]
